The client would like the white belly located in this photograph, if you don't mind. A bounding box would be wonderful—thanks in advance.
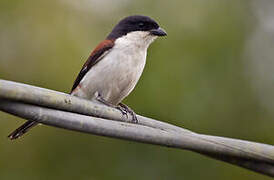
[73,43,147,105]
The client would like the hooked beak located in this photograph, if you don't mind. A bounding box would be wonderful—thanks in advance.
[150,27,167,36]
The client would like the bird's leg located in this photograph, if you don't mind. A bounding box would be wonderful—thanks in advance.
[94,92,128,117]
[118,103,138,123]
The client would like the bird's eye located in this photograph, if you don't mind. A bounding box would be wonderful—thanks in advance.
[138,22,145,28]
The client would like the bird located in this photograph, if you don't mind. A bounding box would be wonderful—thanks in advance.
[8,15,167,140]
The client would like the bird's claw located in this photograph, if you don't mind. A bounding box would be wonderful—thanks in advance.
[94,93,137,123]
[130,113,138,123]
[117,103,138,123]
[116,106,128,118]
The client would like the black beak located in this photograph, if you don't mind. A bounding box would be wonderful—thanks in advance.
[150,27,167,36]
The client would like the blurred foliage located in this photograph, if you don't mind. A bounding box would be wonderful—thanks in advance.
[0,0,273,180]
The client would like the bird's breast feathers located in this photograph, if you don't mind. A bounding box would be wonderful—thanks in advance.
[72,31,154,104]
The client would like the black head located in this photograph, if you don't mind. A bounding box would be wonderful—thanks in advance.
[107,15,167,40]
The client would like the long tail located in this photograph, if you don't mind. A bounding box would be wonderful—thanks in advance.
[8,121,38,140]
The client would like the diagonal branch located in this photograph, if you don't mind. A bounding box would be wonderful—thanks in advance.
[0,79,273,177]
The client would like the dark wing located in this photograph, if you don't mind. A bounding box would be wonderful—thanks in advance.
[70,39,114,93]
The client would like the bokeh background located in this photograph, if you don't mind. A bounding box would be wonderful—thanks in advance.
[0,0,274,179]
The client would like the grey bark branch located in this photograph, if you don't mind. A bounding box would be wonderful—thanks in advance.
[0,79,273,177]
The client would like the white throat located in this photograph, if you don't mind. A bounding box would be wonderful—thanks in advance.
[115,31,157,50]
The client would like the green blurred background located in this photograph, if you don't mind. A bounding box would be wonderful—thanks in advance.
[0,0,273,179]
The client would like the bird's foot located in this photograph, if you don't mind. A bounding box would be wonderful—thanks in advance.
[94,92,133,120]
[116,106,129,118]
[118,103,138,123]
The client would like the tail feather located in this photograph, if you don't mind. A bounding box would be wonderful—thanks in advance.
[8,121,38,140]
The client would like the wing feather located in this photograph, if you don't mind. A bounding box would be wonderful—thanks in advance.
[70,39,114,93]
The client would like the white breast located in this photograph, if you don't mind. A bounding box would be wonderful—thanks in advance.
[73,31,157,105]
